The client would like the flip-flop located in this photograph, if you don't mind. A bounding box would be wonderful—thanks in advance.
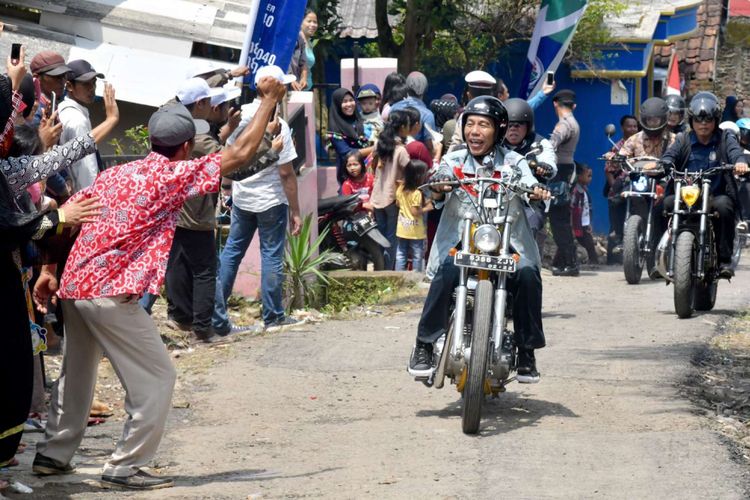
[87,417,106,426]
[6,457,19,467]
[17,443,27,454]
[0,479,9,490]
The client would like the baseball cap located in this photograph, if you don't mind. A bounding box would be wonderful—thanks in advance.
[210,86,241,107]
[148,103,209,147]
[254,65,296,86]
[66,59,104,82]
[357,83,381,100]
[465,70,496,88]
[30,51,70,76]
[176,77,223,106]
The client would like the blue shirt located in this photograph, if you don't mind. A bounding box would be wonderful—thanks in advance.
[389,97,436,145]
[687,131,723,194]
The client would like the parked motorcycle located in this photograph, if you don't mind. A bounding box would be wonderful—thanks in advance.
[317,194,389,271]
[411,150,541,434]
[654,164,736,318]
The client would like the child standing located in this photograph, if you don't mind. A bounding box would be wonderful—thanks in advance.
[395,160,433,271]
[571,164,599,265]
[358,84,384,144]
[341,151,374,209]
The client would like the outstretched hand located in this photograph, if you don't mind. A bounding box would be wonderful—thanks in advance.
[61,196,103,226]
[6,45,26,92]
[256,76,286,103]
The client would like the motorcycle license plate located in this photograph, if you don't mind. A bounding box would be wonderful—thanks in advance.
[454,252,516,272]
[351,213,377,236]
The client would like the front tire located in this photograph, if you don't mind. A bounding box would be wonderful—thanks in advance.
[623,215,645,284]
[462,279,493,435]
[673,231,696,318]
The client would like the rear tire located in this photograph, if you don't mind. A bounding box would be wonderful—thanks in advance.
[694,279,717,311]
[462,279,493,435]
[673,231,696,319]
[623,215,644,284]
[353,237,386,271]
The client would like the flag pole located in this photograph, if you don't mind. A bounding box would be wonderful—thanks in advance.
[236,0,262,86]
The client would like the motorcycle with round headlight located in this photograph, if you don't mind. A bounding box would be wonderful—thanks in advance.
[609,155,663,284]
[412,149,542,435]
[654,164,736,318]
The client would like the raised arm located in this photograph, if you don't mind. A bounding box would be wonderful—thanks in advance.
[90,83,119,144]
[220,77,286,176]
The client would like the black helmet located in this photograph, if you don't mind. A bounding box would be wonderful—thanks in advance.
[639,97,668,137]
[688,91,721,125]
[504,97,535,134]
[461,96,508,143]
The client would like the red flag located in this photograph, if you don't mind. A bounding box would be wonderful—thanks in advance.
[666,56,680,95]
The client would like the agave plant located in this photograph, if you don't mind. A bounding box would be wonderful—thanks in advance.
[284,214,339,311]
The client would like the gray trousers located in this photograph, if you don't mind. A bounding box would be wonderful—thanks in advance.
[37,296,176,478]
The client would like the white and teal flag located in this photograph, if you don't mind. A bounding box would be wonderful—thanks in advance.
[519,0,588,99]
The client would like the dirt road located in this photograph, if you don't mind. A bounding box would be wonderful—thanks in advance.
[11,266,750,499]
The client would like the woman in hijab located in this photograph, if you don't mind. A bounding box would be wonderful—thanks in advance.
[722,95,743,123]
[328,87,373,186]
[0,60,118,483]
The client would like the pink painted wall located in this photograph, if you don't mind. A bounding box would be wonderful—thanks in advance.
[340,57,398,95]
[231,91,319,299]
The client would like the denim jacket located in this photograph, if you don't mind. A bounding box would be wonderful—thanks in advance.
[426,145,541,277]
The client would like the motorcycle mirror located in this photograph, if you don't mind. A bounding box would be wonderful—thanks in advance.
[528,142,543,156]
[604,124,616,137]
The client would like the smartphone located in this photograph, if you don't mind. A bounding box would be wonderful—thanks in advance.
[50,91,57,115]
[10,43,21,64]
[546,71,555,86]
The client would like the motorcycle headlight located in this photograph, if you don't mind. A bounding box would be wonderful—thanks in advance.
[473,224,501,253]
[632,176,648,192]
[680,185,701,207]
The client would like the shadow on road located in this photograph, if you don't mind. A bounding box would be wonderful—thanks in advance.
[415,392,578,436]
[21,467,344,499]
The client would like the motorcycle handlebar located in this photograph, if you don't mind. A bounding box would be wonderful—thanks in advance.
[419,177,539,195]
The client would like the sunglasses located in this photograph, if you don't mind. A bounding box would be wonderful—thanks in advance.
[693,115,713,124]
[508,122,525,129]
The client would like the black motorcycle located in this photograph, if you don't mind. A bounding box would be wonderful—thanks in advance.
[654,165,735,318]
[317,194,389,271]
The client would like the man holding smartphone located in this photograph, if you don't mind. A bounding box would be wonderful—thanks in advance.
[30,50,71,198]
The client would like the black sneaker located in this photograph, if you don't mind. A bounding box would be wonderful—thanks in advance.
[101,469,174,490]
[719,266,734,280]
[192,330,231,345]
[408,343,433,377]
[516,350,540,384]
[32,454,75,476]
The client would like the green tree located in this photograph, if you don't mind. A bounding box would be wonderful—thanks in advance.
[371,0,625,75]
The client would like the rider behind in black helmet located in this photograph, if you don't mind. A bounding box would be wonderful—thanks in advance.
[665,94,689,134]
[411,96,550,384]
[502,97,557,240]
[650,91,749,278]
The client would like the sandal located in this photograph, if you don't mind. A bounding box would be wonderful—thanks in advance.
[87,417,106,427]
[17,442,27,454]
[90,400,113,418]
[0,479,9,490]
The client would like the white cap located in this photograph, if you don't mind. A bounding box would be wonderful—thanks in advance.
[254,65,296,86]
[210,86,242,107]
[719,121,740,134]
[176,77,223,105]
[465,70,496,86]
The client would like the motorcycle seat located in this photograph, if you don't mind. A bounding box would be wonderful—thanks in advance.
[318,194,359,214]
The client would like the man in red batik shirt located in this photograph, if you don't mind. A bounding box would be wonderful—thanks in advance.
[31,77,287,490]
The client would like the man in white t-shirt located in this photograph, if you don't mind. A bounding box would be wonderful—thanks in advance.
[213,65,302,331]
[57,59,105,193]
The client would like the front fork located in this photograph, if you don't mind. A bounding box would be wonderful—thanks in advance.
[697,180,711,279]
[643,179,656,256]
[668,180,682,277]
[491,223,513,355]
[450,214,473,359]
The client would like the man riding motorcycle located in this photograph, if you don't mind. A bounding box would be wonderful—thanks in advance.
[502,97,557,240]
[410,96,550,383]
[651,92,749,279]
[665,94,689,135]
